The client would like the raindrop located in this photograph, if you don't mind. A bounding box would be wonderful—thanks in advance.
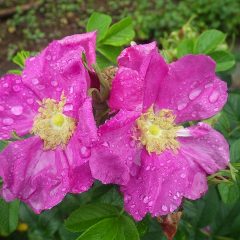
[3,117,14,125]
[177,102,187,111]
[209,90,219,103]
[51,80,58,87]
[3,83,8,88]
[32,78,39,85]
[102,141,109,147]
[143,196,149,203]
[180,173,186,178]
[0,106,4,111]
[27,98,34,105]
[148,201,153,207]
[11,106,23,116]
[64,104,73,111]
[13,85,20,92]
[37,85,45,90]
[80,146,91,158]
[161,205,168,212]
[189,88,202,100]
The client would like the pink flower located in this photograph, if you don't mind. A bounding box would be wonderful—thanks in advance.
[89,42,229,220]
[0,32,97,213]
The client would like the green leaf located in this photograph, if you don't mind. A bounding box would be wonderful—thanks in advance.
[0,141,8,152]
[65,203,119,232]
[76,218,118,240]
[96,53,112,69]
[77,216,139,240]
[97,45,122,63]
[87,12,112,42]
[209,50,235,72]
[0,199,20,236]
[194,30,226,54]
[218,182,240,204]
[102,17,135,46]
[230,139,240,163]
[7,69,22,75]
[118,215,139,240]
[12,50,30,68]
[177,39,194,58]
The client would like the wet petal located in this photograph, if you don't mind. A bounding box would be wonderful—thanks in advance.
[0,74,39,140]
[155,55,228,123]
[109,42,167,111]
[179,122,229,174]
[89,109,141,185]
[22,32,96,118]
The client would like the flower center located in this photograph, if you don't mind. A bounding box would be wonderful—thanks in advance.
[136,107,182,154]
[31,94,76,150]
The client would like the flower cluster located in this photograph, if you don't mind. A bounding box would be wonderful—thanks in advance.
[0,33,229,220]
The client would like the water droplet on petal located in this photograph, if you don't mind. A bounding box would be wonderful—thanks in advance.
[3,83,8,88]
[3,117,14,125]
[189,88,202,100]
[32,78,39,85]
[180,173,186,178]
[13,85,20,92]
[37,85,45,90]
[177,102,187,111]
[161,205,168,212]
[27,98,34,105]
[51,80,58,87]
[80,146,91,158]
[64,104,73,111]
[148,201,153,207]
[11,106,23,116]
[0,106,4,111]
[209,90,219,103]
[143,196,149,203]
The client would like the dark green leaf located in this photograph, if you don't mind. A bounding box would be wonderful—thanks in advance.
[96,53,112,69]
[0,199,20,236]
[230,139,240,163]
[177,39,194,58]
[0,141,8,152]
[118,215,139,240]
[102,17,135,46]
[87,12,112,42]
[194,30,226,54]
[210,51,235,72]
[76,217,119,240]
[65,203,119,232]
[218,183,240,204]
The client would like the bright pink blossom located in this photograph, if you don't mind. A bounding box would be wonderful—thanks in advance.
[0,32,97,213]
[89,42,229,220]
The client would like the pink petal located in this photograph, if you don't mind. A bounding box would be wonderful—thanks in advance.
[121,148,209,221]
[0,135,93,213]
[179,122,229,174]
[121,150,187,220]
[74,97,97,146]
[22,32,96,118]
[89,109,141,185]
[0,74,39,140]
[109,42,167,111]
[155,55,228,123]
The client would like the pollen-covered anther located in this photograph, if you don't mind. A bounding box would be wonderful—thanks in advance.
[136,107,182,154]
[31,94,76,150]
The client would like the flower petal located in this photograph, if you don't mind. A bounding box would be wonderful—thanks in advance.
[74,97,97,146]
[0,134,93,213]
[89,109,141,185]
[155,55,228,123]
[179,122,229,174]
[121,148,208,221]
[22,32,96,118]
[109,42,167,111]
[0,74,39,140]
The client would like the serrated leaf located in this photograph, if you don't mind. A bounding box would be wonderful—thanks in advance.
[177,39,194,58]
[87,12,112,42]
[195,30,226,54]
[102,17,135,46]
[0,199,20,236]
[65,204,119,232]
[209,50,235,72]
[97,45,122,63]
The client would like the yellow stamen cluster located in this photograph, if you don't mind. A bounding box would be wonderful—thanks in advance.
[31,94,76,150]
[136,107,182,154]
